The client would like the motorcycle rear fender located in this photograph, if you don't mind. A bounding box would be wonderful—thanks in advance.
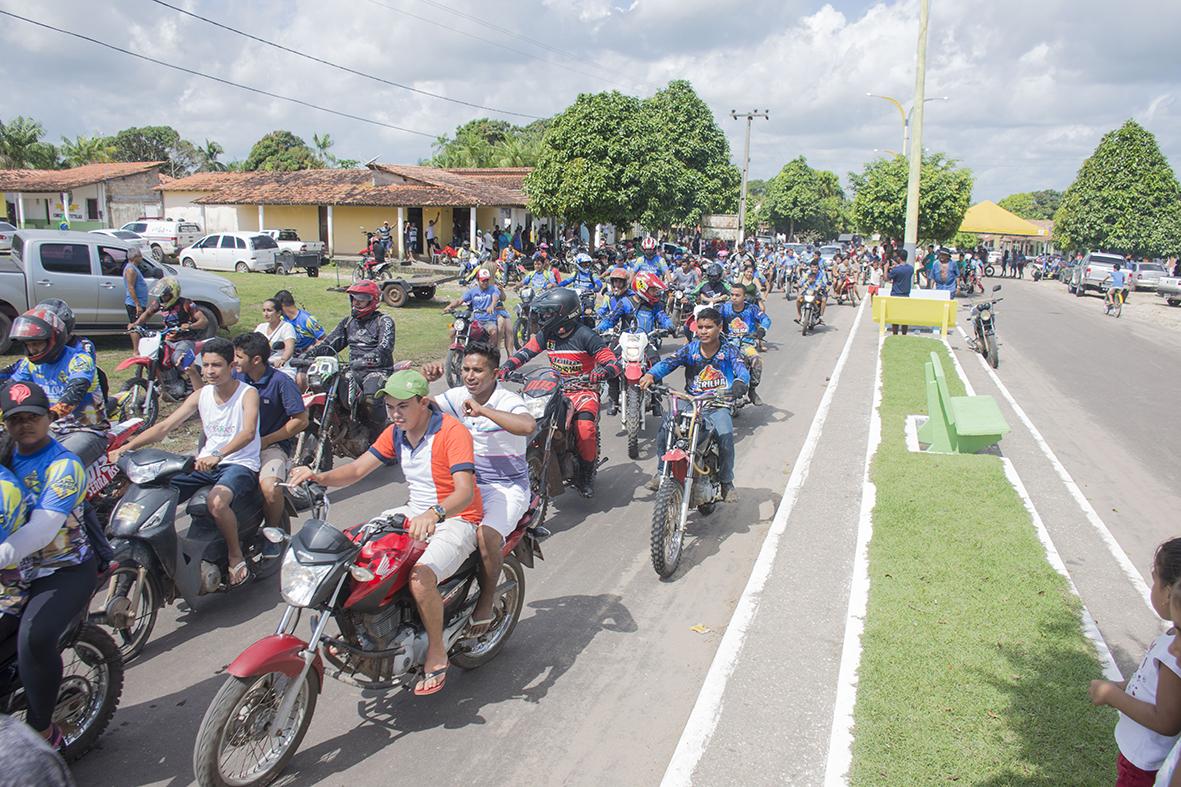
[623,363,644,382]
[227,634,324,687]
[115,356,152,371]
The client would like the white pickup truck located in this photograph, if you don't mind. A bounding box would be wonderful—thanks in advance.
[261,229,325,276]
[1156,276,1181,306]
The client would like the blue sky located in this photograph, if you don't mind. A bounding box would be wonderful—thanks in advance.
[2,0,1178,201]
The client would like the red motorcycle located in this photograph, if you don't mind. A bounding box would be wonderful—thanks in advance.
[353,233,395,283]
[192,502,543,786]
[112,326,204,427]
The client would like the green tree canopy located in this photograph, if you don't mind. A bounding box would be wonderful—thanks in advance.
[1053,120,1181,256]
[0,116,59,169]
[243,130,323,172]
[198,139,226,172]
[109,126,200,176]
[60,135,116,167]
[758,156,848,240]
[997,189,1062,220]
[849,152,973,243]
[427,118,548,168]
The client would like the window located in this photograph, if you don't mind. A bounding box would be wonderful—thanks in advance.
[235,237,246,250]
[124,223,147,233]
[39,243,92,275]
[278,230,298,241]
[98,246,128,277]
[219,236,237,249]
[196,236,217,249]
[178,223,201,234]
[87,198,99,221]
[113,231,138,240]
[252,235,278,249]
[0,222,14,232]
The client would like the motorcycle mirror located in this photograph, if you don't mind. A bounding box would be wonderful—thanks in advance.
[262,527,289,544]
[992,285,1002,292]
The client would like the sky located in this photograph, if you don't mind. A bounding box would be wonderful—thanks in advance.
[2,0,1179,201]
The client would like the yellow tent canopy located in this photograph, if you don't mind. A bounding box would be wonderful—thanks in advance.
[958,200,1046,237]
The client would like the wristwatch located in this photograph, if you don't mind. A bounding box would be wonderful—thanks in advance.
[211,449,222,458]
[431,504,446,523]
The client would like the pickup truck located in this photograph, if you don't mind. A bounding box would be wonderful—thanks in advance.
[0,229,241,352]
[1156,276,1181,306]
[261,229,325,276]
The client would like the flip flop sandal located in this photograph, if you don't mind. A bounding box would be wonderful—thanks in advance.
[228,561,250,588]
[467,616,496,637]
[44,723,65,751]
[413,667,448,697]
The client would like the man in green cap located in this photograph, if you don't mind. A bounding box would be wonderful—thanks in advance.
[290,369,483,697]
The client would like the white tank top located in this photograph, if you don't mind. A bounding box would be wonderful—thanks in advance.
[197,381,260,471]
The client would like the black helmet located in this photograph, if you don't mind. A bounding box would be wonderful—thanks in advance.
[36,298,75,336]
[529,287,580,334]
[705,262,723,281]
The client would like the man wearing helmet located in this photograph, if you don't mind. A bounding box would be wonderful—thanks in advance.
[631,270,675,338]
[499,288,621,497]
[129,276,209,393]
[561,253,603,296]
[692,262,730,308]
[631,237,669,279]
[4,307,104,430]
[309,280,397,433]
[796,258,830,323]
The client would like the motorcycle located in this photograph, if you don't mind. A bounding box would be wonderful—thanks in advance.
[353,233,395,283]
[192,503,542,787]
[966,284,1003,369]
[94,449,311,661]
[648,385,730,578]
[289,350,409,473]
[617,327,662,460]
[113,326,202,427]
[666,287,690,327]
[577,290,598,330]
[833,272,860,306]
[0,605,123,762]
[443,309,491,388]
[58,420,143,528]
[800,287,821,335]
[514,286,536,349]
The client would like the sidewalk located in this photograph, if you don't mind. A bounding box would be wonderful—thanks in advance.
[663,307,880,786]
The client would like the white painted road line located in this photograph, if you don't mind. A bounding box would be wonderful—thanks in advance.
[953,325,1153,612]
[822,333,883,786]
[661,299,869,787]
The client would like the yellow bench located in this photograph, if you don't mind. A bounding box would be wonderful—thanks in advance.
[871,295,957,336]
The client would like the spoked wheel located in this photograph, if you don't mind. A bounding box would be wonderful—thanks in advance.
[352,264,366,284]
[526,450,550,527]
[118,372,159,428]
[22,623,126,763]
[650,477,686,579]
[452,556,526,669]
[985,333,999,369]
[445,348,463,389]
[90,558,160,663]
[193,670,319,787]
[1113,297,1123,319]
[625,384,642,460]
[514,317,529,349]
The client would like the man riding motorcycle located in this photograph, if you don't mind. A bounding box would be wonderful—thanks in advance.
[561,253,604,295]
[631,237,669,278]
[499,288,621,497]
[796,259,830,323]
[632,271,675,336]
[520,253,559,292]
[306,281,396,437]
[128,276,208,394]
[443,269,500,348]
[692,262,730,308]
[718,284,771,405]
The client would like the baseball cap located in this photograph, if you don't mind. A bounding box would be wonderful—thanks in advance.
[0,381,50,418]
[476,268,491,281]
[378,370,429,400]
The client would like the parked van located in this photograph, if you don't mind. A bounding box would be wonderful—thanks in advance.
[119,218,204,261]
[177,232,280,273]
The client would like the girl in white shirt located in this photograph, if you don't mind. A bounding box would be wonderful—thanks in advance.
[1091,538,1181,785]
[255,299,296,377]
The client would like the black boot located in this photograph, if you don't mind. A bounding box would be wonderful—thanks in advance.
[576,460,595,498]
[748,387,762,406]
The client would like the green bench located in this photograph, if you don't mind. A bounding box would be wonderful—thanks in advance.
[917,351,1010,453]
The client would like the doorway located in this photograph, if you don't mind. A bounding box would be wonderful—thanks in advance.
[407,207,423,254]
[317,206,329,247]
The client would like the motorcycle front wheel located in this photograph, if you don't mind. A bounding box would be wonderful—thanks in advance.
[452,555,526,669]
[625,384,642,460]
[650,478,686,579]
[193,669,320,787]
[985,332,999,369]
[119,371,159,428]
[90,554,161,663]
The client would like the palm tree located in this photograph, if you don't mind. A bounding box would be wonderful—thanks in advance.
[0,116,59,169]
[199,139,227,172]
[60,135,116,167]
[312,132,335,167]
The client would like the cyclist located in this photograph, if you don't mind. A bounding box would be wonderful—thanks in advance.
[1104,263,1129,310]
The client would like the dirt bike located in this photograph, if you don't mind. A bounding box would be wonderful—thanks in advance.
[648,385,731,578]
[192,501,542,786]
[514,286,536,349]
[113,326,203,428]
[617,328,662,460]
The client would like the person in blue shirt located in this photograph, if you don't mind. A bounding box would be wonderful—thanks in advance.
[561,253,603,295]
[632,237,669,278]
[718,284,771,405]
[0,381,94,749]
[274,290,326,354]
[929,248,959,295]
[1104,262,1128,309]
[519,254,559,292]
[639,307,747,502]
[3,306,103,429]
[595,267,638,334]
[796,259,830,323]
[444,269,501,348]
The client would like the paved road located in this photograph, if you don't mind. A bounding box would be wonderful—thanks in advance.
[74,291,866,786]
[946,277,1179,672]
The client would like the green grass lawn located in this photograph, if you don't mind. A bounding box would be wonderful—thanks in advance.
[850,337,1117,785]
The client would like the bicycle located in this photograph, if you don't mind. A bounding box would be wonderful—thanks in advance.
[1104,287,1125,318]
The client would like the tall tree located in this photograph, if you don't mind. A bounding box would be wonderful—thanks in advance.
[198,139,227,172]
[312,132,338,167]
[997,189,1062,220]
[0,116,59,169]
[426,118,546,168]
[59,135,116,167]
[1053,120,1181,256]
[849,152,973,243]
[243,130,323,172]
[109,126,200,177]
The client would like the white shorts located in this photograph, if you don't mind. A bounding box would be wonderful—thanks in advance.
[477,482,530,538]
[259,445,291,481]
[383,506,478,581]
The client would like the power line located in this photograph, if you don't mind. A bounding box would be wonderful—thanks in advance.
[146,0,542,121]
[0,9,439,140]
[414,0,636,86]
[362,0,636,93]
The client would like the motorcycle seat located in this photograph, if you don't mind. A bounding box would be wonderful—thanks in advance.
[439,549,481,585]
[186,485,263,523]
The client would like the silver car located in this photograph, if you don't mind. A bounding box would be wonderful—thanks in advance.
[1129,261,1167,291]
[90,229,155,260]
[1069,252,1125,297]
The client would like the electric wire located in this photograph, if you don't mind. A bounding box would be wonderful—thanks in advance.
[0,9,439,139]
[146,0,542,121]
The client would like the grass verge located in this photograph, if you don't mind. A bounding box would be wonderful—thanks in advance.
[850,336,1116,785]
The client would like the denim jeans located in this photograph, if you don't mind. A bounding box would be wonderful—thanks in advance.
[656,404,735,484]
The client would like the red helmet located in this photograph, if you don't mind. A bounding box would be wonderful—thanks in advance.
[346,280,381,318]
[641,237,657,256]
[607,266,630,283]
[11,306,67,364]
[632,271,667,305]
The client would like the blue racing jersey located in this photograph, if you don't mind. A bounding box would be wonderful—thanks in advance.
[0,466,30,615]
[596,294,638,332]
[718,302,772,338]
[521,270,559,290]
[649,340,749,396]
[632,256,668,277]
[1,344,102,426]
[562,269,603,294]
[286,308,326,352]
[10,437,90,576]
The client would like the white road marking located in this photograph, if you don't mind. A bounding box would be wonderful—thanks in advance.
[952,325,1153,612]
[821,333,883,786]
[661,299,869,787]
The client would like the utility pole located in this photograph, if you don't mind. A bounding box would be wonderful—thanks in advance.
[903,0,930,265]
[731,109,769,245]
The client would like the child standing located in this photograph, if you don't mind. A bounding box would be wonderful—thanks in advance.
[867,261,883,301]
[1090,539,1181,786]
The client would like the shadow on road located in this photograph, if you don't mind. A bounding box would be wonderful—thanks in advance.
[274,593,637,785]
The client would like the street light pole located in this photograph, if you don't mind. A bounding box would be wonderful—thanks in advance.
[903,0,930,264]
[868,93,948,158]
[731,109,769,245]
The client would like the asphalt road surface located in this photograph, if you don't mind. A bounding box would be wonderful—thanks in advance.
[74,289,866,786]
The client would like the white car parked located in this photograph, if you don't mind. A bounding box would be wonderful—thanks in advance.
[119,218,204,261]
[90,229,154,259]
[177,232,280,273]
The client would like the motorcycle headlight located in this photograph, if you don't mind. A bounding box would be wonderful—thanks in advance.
[125,460,166,485]
[520,287,533,301]
[622,346,643,362]
[453,318,466,332]
[524,397,549,418]
[804,294,815,303]
[280,550,334,608]
[979,309,992,321]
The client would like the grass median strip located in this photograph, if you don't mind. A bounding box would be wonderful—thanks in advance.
[849,336,1115,784]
